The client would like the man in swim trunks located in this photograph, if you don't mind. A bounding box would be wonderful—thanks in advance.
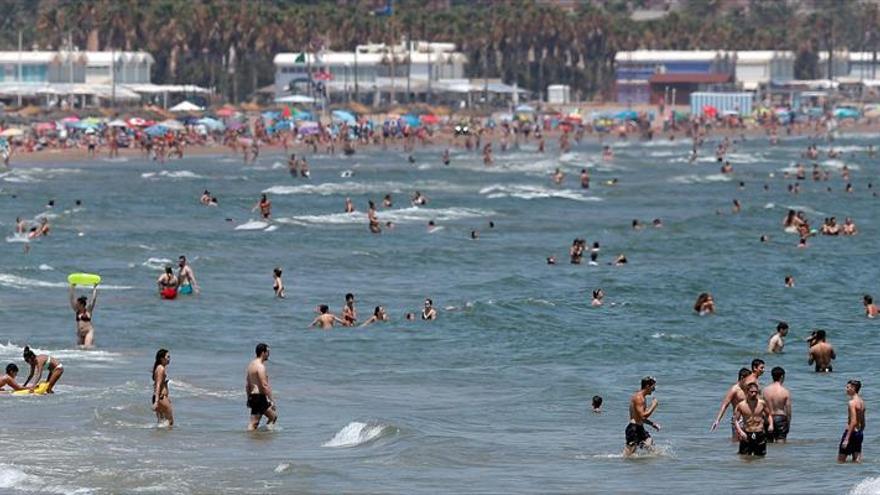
[177,256,200,295]
[808,330,835,372]
[767,321,789,353]
[712,368,750,441]
[624,376,660,456]
[0,363,31,392]
[246,343,277,431]
[838,380,866,463]
[734,382,773,456]
[762,367,791,443]
[341,293,357,326]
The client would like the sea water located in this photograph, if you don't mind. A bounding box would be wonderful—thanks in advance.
[0,135,879,494]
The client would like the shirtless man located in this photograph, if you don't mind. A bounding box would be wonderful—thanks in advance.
[177,256,200,295]
[864,295,879,319]
[624,376,660,456]
[0,363,31,392]
[712,367,751,441]
[744,358,765,388]
[310,305,345,329]
[245,343,277,431]
[808,330,835,373]
[422,299,438,320]
[838,380,866,463]
[768,321,789,353]
[157,266,178,298]
[762,367,791,443]
[341,293,357,326]
[734,382,773,456]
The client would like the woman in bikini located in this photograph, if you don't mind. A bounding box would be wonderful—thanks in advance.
[152,349,173,427]
[70,283,98,347]
[22,346,63,393]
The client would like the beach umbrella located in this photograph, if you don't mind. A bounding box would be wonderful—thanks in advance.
[281,106,292,119]
[225,120,244,131]
[833,107,860,119]
[33,122,56,132]
[420,114,439,125]
[514,104,535,114]
[82,117,102,125]
[128,117,148,127]
[159,119,185,131]
[261,111,280,121]
[107,119,128,128]
[144,125,168,136]
[0,128,24,137]
[614,110,639,121]
[169,100,204,112]
[60,116,80,123]
[292,110,313,121]
[332,110,357,124]
[196,117,225,131]
[215,106,237,117]
[401,114,420,127]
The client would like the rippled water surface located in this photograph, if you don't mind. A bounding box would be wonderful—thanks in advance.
[1,135,879,494]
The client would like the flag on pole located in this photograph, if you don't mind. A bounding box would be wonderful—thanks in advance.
[295,52,306,63]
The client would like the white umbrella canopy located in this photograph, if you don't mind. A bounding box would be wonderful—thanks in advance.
[159,119,185,130]
[0,128,24,137]
[107,119,128,127]
[274,94,315,104]
[169,100,205,112]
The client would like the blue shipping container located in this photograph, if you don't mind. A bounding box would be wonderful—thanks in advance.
[690,92,753,116]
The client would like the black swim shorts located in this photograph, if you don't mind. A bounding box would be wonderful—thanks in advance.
[738,431,767,456]
[767,415,789,442]
[247,393,270,416]
[839,429,863,456]
[625,423,651,447]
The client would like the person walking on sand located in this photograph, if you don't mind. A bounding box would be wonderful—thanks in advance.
[246,343,277,431]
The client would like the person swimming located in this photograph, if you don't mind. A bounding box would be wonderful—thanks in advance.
[360,306,389,327]
[422,299,438,320]
[591,288,605,307]
[694,292,715,315]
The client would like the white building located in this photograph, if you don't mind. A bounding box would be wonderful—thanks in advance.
[83,51,154,84]
[734,51,794,90]
[274,40,467,103]
[0,51,86,83]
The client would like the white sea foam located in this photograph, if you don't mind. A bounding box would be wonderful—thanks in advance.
[0,342,123,364]
[668,174,732,184]
[141,170,203,179]
[141,258,172,270]
[38,264,53,271]
[5,234,29,243]
[849,477,880,495]
[479,184,602,202]
[234,220,270,231]
[168,379,239,399]
[278,206,492,226]
[322,421,395,448]
[0,464,90,494]
[0,274,130,290]
[264,180,471,196]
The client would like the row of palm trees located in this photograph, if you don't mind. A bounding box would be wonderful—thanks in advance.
[0,0,877,103]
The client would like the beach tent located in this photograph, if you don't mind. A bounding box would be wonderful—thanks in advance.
[332,110,357,124]
[169,100,204,112]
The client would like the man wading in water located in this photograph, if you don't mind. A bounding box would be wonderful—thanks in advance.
[624,376,660,456]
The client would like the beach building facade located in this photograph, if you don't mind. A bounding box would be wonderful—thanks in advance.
[614,50,735,104]
[0,49,209,108]
[734,51,794,91]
